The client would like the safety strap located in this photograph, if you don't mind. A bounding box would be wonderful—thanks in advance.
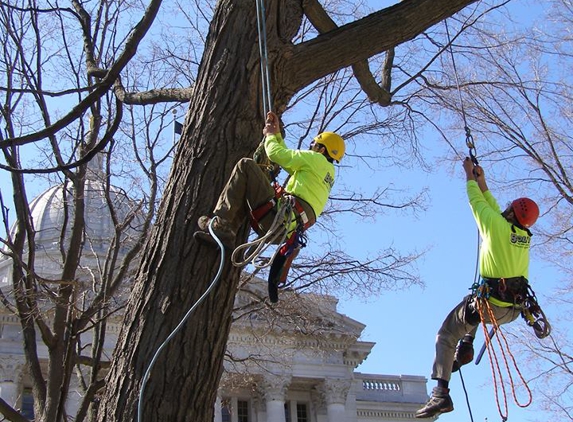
[249,198,277,233]
[288,195,313,230]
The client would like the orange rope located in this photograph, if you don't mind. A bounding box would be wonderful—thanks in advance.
[475,297,533,421]
[477,298,508,420]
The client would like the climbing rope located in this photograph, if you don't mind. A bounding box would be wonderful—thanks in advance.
[475,296,533,421]
[444,19,478,165]
[234,1,295,273]
[137,218,226,422]
[443,23,489,418]
[256,0,272,115]
[458,367,475,422]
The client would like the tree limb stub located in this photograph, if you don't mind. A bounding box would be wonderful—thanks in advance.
[114,81,194,105]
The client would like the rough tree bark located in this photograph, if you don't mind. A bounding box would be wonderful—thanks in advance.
[98,0,478,420]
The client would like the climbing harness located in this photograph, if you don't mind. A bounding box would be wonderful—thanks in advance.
[138,218,226,422]
[231,185,311,303]
[231,196,293,268]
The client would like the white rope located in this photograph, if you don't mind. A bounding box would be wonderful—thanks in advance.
[137,218,226,422]
[255,0,272,114]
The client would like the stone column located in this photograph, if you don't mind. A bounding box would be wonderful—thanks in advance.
[259,374,291,422]
[0,355,24,408]
[65,371,87,418]
[318,378,352,422]
[252,391,266,422]
[213,395,222,422]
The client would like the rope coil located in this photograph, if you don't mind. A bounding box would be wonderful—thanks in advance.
[231,200,294,268]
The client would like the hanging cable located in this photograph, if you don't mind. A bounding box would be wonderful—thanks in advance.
[137,218,226,422]
[256,0,272,114]
[458,367,475,422]
[444,19,478,166]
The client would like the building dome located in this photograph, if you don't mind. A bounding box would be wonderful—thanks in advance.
[27,178,142,254]
[0,168,144,289]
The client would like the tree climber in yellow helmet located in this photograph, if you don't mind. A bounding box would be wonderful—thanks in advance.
[195,111,344,256]
[416,157,541,418]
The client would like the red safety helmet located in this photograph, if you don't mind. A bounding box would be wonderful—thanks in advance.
[511,197,539,228]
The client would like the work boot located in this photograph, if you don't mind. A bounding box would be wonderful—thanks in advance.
[452,335,475,372]
[415,387,454,418]
[194,216,236,249]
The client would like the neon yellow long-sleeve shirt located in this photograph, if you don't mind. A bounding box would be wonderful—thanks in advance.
[467,180,531,280]
[264,133,335,217]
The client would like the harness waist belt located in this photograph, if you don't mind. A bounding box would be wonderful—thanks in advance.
[483,276,529,305]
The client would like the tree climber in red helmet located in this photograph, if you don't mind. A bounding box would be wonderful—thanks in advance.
[415,157,540,419]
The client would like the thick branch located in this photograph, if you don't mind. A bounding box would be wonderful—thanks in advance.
[286,0,478,92]
[114,80,194,105]
[303,0,392,105]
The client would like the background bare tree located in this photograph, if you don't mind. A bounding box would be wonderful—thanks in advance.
[0,0,179,420]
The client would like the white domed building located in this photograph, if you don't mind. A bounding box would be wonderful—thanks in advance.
[0,169,430,421]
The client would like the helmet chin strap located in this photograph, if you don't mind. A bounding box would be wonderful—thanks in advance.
[502,208,527,231]
[504,211,533,236]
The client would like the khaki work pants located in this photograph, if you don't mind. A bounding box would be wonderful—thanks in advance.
[213,158,276,234]
[431,295,521,382]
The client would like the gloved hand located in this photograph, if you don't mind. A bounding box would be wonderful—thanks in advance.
[263,111,279,136]
[452,335,474,372]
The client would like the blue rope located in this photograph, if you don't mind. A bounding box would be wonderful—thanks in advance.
[137,218,226,422]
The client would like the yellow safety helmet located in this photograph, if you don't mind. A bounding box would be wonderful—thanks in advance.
[314,132,345,162]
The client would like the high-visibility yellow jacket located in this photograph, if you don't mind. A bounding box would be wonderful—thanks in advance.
[265,133,335,217]
[467,180,531,305]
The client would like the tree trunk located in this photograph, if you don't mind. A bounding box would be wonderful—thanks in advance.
[96,1,280,421]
